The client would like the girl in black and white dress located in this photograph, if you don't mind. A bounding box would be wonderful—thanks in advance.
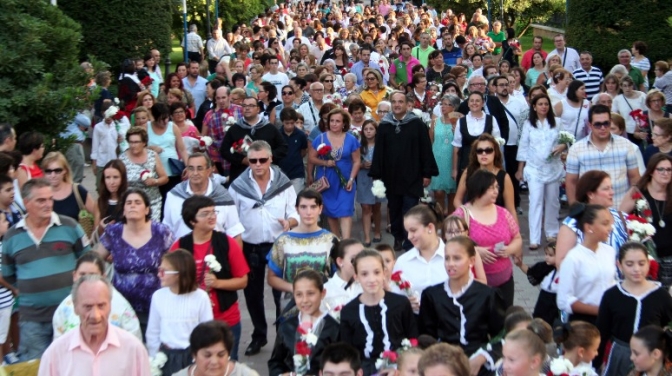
[598,242,672,376]
[339,249,418,376]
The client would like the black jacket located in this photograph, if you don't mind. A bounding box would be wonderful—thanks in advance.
[457,94,510,142]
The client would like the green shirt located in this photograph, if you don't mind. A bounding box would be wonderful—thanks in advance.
[487,31,506,55]
[411,46,435,68]
[628,66,645,89]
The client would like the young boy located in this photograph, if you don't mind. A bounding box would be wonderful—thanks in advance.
[320,343,363,376]
[278,107,308,195]
[0,175,21,364]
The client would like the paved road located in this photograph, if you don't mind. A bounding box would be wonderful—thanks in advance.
[78,164,551,374]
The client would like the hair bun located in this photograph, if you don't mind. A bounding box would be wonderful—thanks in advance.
[568,202,586,218]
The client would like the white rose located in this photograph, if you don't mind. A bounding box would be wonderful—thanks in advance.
[375,358,384,370]
[201,136,213,147]
[630,233,641,242]
[293,354,304,368]
[644,223,656,236]
[305,333,318,346]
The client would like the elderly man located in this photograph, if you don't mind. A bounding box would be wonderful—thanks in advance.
[229,141,299,356]
[594,93,613,108]
[38,275,150,376]
[163,152,244,244]
[203,86,243,175]
[572,51,603,101]
[183,24,204,63]
[298,82,325,134]
[284,27,311,51]
[546,34,580,72]
[2,179,91,361]
[61,113,91,183]
[207,28,233,74]
[221,97,287,182]
[618,49,646,91]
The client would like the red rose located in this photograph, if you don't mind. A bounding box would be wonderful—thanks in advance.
[199,140,206,146]
[399,281,411,290]
[141,76,153,86]
[295,341,311,356]
[298,321,312,335]
[317,145,332,157]
[633,192,643,200]
[649,259,659,280]
[391,270,403,282]
[382,350,397,363]
[627,214,648,224]
[643,209,653,217]
[112,111,126,121]
[409,338,418,347]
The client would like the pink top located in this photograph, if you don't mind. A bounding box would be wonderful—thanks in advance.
[38,325,151,376]
[454,205,519,287]
[181,124,199,138]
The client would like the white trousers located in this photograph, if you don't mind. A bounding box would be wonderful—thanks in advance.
[527,178,561,244]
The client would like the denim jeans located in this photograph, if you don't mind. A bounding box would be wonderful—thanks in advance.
[229,322,242,361]
[19,321,53,361]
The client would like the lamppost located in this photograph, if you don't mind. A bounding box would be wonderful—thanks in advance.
[183,0,188,62]
[206,0,212,39]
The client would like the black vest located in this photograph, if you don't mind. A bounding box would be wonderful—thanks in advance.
[458,115,494,172]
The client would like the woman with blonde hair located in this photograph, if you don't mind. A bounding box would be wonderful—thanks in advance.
[360,69,393,122]
[41,151,98,228]
[245,63,264,97]
[547,68,572,106]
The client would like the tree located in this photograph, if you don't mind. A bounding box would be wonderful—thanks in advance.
[566,0,672,71]
[59,0,172,72]
[0,0,93,148]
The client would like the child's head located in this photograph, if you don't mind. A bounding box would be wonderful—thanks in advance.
[320,343,362,376]
[404,205,439,251]
[504,307,532,334]
[544,241,556,267]
[630,325,672,373]
[0,175,15,207]
[293,269,326,316]
[527,318,556,356]
[503,329,547,376]
[397,348,424,376]
[442,216,469,242]
[330,239,364,281]
[569,203,612,243]
[618,242,650,284]
[160,249,197,294]
[280,106,299,133]
[418,343,470,376]
[133,106,150,126]
[375,244,396,281]
[553,321,600,364]
[362,119,378,140]
[352,249,386,295]
[444,236,476,280]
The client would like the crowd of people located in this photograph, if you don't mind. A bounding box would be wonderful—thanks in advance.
[1,0,672,375]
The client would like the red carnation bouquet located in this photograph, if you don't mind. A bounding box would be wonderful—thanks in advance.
[316,143,348,188]
[630,109,650,148]
[293,321,319,376]
[375,338,418,371]
[390,270,413,297]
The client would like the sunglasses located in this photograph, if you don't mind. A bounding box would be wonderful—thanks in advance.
[592,121,611,129]
[475,147,494,155]
[44,168,64,175]
[282,91,294,95]
[323,80,334,83]
[249,158,269,164]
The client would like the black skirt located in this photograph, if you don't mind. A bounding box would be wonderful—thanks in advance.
[533,290,558,327]
[160,344,192,376]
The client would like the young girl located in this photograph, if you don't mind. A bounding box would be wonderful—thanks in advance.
[340,250,418,376]
[553,321,600,375]
[375,243,397,291]
[146,250,214,376]
[629,325,672,376]
[323,239,364,313]
[442,215,487,284]
[268,270,340,376]
[502,329,547,376]
[397,347,424,376]
[418,236,504,369]
[598,243,672,376]
[356,120,384,246]
[557,204,616,324]
[473,308,533,374]
[417,343,471,376]
[513,241,559,326]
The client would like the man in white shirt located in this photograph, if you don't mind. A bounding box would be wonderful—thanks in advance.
[572,52,603,101]
[546,34,580,72]
[228,141,298,357]
[262,56,289,95]
[183,24,204,63]
[496,75,528,214]
[206,29,233,74]
[163,153,244,245]
[297,82,325,134]
[309,32,329,64]
[284,27,311,51]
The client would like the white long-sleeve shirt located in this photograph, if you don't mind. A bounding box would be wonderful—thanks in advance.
[146,288,213,356]
[91,120,118,167]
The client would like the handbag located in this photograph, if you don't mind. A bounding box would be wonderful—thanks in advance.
[309,175,330,192]
[73,184,95,238]
[169,158,185,175]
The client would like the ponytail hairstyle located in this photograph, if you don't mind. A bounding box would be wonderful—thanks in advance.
[553,321,600,351]
[329,238,363,270]
[632,325,672,361]
[505,328,547,360]
[528,318,556,356]
[568,203,607,233]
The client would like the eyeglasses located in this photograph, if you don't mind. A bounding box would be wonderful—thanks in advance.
[44,168,64,175]
[592,121,611,129]
[378,110,390,114]
[249,157,270,164]
[475,147,494,155]
[158,268,179,277]
[242,104,258,109]
[445,230,466,237]
[197,210,220,218]
[186,166,208,172]
[323,80,334,83]
[656,167,672,174]
[282,91,294,95]
[470,83,486,87]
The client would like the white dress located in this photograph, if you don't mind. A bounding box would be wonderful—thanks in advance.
[558,98,590,140]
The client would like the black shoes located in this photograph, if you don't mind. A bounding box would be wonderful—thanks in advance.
[244,339,268,356]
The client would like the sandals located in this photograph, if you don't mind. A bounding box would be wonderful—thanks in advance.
[373,236,382,243]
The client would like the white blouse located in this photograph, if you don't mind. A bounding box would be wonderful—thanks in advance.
[516,118,565,183]
[612,92,648,134]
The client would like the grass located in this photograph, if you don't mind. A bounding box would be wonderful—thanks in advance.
[170,39,187,65]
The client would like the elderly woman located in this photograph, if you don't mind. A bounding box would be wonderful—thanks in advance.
[430,95,461,215]
[644,118,672,165]
[376,100,391,120]
[360,69,393,122]
[609,64,628,81]
[173,321,259,376]
[612,75,648,144]
[654,61,672,108]
[339,73,358,98]
[323,59,346,89]
[296,62,310,79]
[645,90,672,129]
[42,151,98,228]
[246,64,264,97]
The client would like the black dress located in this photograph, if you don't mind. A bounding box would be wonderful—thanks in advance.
[418,279,505,356]
[268,313,340,376]
[526,262,559,326]
[340,291,418,376]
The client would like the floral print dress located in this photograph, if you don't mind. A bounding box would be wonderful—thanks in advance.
[120,149,162,222]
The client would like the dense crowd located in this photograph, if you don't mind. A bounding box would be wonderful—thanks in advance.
[0,0,672,375]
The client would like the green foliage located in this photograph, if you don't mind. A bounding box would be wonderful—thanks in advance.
[59,0,172,71]
[426,0,564,31]
[0,0,93,152]
[566,0,672,71]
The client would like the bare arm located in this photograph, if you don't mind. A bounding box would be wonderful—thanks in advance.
[233,235,242,250]
[267,269,293,293]
[173,125,190,162]
[453,169,467,209]
[473,251,488,285]
[503,174,518,222]
[619,187,636,213]
[627,168,641,188]
[565,173,579,205]
[84,192,100,230]
[571,301,599,316]
[554,101,563,117]
[212,274,248,291]
[555,224,578,268]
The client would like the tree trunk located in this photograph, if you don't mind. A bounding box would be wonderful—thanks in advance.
[517,19,533,38]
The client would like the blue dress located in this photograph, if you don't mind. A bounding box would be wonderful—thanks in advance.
[357,145,385,205]
[312,133,360,218]
[429,118,456,192]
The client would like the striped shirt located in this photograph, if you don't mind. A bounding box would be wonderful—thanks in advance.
[566,134,638,209]
[2,212,90,322]
[572,67,603,100]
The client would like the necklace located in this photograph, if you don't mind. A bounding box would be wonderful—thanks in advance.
[654,197,666,228]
